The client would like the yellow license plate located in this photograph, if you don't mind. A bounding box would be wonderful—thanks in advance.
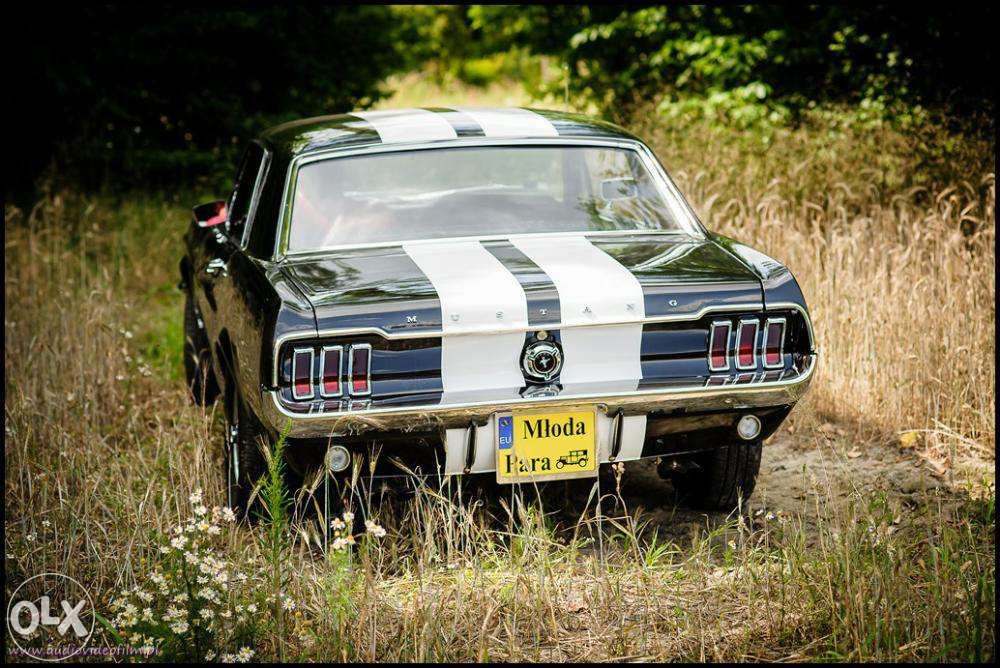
[495,409,597,483]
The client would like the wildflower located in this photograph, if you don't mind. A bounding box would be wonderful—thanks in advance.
[170,535,187,550]
[281,596,296,611]
[199,608,214,620]
[330,517,345,531]
[169,621,189,634]
[207,524,221,536]
[246,603,258,614]
[142,608,153,621]
[365,520,387,538]
[205,651,217,661]
[137,590,153,603]
[342,511,354,523]
[42,519,51,528]
[237,647,255,662]
[194,504,208,517]
[220,507,237,523]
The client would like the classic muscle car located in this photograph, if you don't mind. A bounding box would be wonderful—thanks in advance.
[180,107,815,514]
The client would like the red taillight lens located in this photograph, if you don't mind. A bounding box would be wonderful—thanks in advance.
[763,318,785,368]
[708,322,731,371]
[292,348,315,400]
[349,344,371,396]
[320,346,343,397]
[736,320,758,369]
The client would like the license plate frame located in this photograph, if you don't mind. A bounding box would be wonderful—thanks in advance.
[495,408,598,484]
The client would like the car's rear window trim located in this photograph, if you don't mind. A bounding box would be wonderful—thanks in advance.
[272,137,707,260]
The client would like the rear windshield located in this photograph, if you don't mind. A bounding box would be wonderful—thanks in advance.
[286,145,690,250]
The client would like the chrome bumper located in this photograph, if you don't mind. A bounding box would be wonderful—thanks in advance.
[260,358,815,439]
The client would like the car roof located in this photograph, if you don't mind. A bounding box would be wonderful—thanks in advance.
[257,107,639,158]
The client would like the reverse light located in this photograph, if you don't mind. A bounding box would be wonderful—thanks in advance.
[349,344,372,396]
[737,414,762,440]
[291,348,315,400]
[326,445,351,472]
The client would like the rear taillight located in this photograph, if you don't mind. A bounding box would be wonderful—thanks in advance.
[320,345,343,397]
[708,322,731,371]
[287,343,372,400]
[763,318,786,368]
[736,320,758,370]
[292,348,315,400]
[348,344,372,396]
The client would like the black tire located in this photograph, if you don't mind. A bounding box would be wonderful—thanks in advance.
[667,441,762,511]
[224,396,268,517]
[183,294,219,405]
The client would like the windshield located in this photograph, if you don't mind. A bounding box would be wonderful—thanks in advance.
[286,145,691,250]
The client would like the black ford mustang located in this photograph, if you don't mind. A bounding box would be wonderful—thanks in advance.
[180,108,816,513]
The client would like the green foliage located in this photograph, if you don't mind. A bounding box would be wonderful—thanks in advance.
[260,424,293,659]
[465,5,996,130]
[8,5,994,199]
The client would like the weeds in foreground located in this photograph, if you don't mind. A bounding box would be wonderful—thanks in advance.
[92,467,996,662]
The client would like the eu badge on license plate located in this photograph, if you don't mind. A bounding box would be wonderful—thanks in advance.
[495,409,597,483]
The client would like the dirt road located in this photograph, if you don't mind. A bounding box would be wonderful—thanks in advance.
[492,431,955,547]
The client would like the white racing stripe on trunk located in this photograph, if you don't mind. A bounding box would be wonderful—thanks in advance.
[352,109,457,143]
[402,240,528,405]
[510,235,645,393]
[450,107,559,138]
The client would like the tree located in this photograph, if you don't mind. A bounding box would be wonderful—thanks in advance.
[7,6,408,196]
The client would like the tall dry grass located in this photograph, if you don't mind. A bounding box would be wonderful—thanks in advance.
[643,116,996,471]
[4,116,996,662]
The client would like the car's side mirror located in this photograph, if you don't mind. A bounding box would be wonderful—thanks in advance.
[192,200,228,228]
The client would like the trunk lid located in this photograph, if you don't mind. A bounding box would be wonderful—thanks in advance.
[282,234,762,334]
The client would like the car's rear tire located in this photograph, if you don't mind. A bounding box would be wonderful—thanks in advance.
[665,441,762,511]
[183,294,219,405]
[224,396,268,518]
